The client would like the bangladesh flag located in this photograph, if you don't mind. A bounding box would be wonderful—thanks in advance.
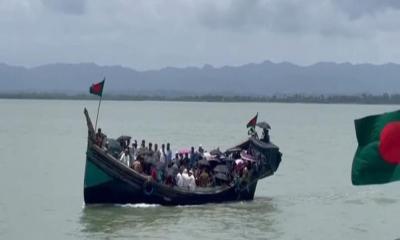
[352,110,400,185]
[89,79,105,97]
[247,113,258,128]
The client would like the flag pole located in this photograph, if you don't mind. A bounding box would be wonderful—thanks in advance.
[94,77,105,132]
[94,95,102,132]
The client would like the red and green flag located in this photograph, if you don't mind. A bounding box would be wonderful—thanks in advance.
[247,113,258,128]
[352,110,400,185]
[89,79,105,97]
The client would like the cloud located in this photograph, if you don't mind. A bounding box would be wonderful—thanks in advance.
[333,0,400,19]
[194,0,400,39]
[41,0,86,15]
[195,0,361,37]
[2,0,400,69]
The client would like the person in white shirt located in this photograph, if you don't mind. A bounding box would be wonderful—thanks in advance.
[160,144,166,164]
[175,168,196,191]
[188,170,196,191]
[182,168,189,182]
[130,141,137,160]
[176,171,184,187]
[119,148,131,167]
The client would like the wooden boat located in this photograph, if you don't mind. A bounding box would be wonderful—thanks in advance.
[83,108,282,205]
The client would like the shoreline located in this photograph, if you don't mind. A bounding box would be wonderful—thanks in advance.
[1,93,400,105]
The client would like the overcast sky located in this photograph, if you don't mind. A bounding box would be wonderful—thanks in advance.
[1,0,400,70]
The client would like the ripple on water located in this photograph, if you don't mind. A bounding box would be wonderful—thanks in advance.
[372,197,398,205]
[79,197,282,240]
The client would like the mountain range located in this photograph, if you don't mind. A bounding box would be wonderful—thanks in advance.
[0,61,399,96]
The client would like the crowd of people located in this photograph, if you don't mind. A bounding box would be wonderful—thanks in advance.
[94,128,256,191]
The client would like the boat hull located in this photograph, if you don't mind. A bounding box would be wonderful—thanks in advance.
[84,146,259,205]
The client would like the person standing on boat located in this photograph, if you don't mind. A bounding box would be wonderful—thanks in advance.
[160,144,168,176]
[140,140,146,150]
[198,169,210,187]
[130,140,137,160]
[160,144,166,164]
[189,146,198,169]
[143,142,154,174]
[154,144,160,162]
[137,140,147,157]
[183,153,190,169]
[119,148,131,167]
[178,153,184,167]
[95,128,105,147]
[154,144,164,182]
[164,163,174,186]
[173,152,179,165]
[181,168,190,188]
[166,143,172,165]
[188,170,196,191]
[197,145,204,158]
[171,160,179,184]
[176,169,184,187]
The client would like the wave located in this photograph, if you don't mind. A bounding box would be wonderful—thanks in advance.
[118,203,160,208]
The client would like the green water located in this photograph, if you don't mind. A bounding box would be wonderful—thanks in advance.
[0,99,399,239]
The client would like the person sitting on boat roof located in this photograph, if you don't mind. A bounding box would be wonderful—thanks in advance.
[261,128,270,143]
[248,127,258,139]
[119,148,131,167]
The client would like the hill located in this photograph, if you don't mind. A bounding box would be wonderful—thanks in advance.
[1,61,399,96]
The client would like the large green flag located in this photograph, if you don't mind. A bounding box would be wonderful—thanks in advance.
[352,110,400,185]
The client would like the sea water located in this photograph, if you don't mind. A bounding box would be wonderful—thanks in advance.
[0,99,399,239]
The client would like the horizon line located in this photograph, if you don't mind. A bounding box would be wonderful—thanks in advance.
[1,60,400,72]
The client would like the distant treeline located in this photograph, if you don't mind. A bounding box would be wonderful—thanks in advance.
[1,92,400,104]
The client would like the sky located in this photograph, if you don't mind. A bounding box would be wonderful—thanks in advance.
[1,0,400,70]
